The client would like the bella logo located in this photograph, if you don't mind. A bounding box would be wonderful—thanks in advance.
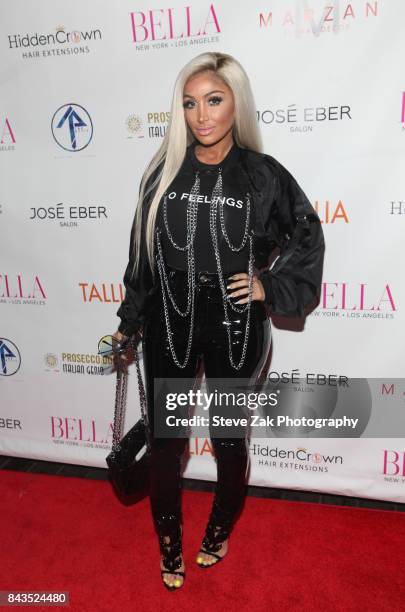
[0,274,46,299]
[322,283,396,311]
[130,4,220,42]
[383,450,405,476]
[51,417,113,442]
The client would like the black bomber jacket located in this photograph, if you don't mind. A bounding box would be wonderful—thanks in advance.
[117,144,326,337]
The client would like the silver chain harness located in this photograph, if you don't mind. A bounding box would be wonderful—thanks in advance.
[156,166,255,371]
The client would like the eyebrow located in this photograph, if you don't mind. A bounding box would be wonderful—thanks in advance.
[183,89,225,99]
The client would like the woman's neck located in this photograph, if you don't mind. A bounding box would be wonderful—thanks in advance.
[194,137,235,165]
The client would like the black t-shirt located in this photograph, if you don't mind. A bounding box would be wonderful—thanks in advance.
[156,140,253,274]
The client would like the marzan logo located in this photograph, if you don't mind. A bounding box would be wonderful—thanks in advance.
[258,1,379,38]
[51,103,93,152]
[0,338,21,376]
[0,117,16,151]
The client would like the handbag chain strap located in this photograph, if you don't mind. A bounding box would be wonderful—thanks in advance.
[132,335,152,451]
[111,334,151,454]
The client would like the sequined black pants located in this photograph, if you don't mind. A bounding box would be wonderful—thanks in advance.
[141,265,271,539]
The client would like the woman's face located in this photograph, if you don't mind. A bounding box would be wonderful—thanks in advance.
[182,70,235,146]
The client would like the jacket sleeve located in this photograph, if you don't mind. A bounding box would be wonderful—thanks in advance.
[258,157,325,317]
[116,178,158,336]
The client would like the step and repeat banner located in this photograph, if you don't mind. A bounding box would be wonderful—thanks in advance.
[1,1,404,503]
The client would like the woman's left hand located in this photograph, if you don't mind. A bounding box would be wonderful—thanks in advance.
[226,273,265,304]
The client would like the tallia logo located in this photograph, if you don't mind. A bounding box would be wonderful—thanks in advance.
[79,282,124,303]
[0,274,46,305]
[313,200,349,223]
[382,450,405,477]
[1,117,16,151]
[187,437,215,456]
[130,4,220,43]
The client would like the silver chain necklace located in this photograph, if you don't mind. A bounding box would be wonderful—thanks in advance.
[156,166,255,370]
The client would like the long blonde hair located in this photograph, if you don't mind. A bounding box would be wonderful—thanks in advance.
[131,51,263,280]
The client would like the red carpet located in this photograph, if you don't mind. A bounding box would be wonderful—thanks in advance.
[1,469,404,611]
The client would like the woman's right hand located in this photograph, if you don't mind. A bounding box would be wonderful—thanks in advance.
[112,330,128,344]
[111,329,131,373]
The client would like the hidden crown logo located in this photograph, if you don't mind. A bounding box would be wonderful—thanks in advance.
[51,103,93,152]
[7,25,102,60]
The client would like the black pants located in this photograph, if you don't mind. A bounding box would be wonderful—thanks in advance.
[141,265,271,538]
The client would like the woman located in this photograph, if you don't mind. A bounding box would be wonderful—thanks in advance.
[112,51,325,590]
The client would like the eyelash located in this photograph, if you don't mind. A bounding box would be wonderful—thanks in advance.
[183,96,223,110]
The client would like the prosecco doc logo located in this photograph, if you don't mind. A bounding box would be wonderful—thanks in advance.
[125,111,170,139]
[44,351,113,376]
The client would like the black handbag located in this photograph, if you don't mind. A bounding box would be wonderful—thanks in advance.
[103,334,151,501]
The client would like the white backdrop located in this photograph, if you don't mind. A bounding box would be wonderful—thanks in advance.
[1,0,404,503]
